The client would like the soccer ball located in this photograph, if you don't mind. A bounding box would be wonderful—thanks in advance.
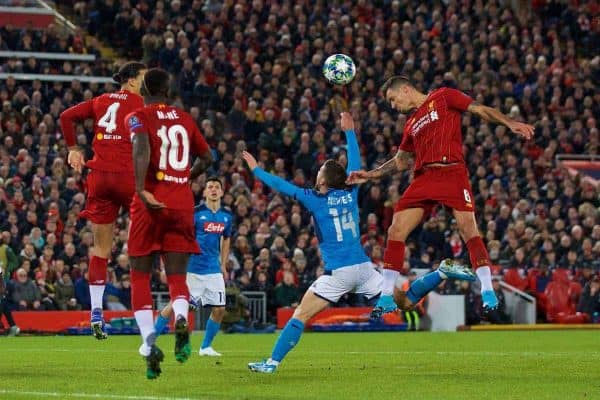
[322,54,356,85]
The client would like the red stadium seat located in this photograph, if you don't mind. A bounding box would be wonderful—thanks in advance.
[551,268,570,284]
[527,268,540,293]
[544,281,571,322]
[554,312,590,324]
[503,269,528,291]
[544,279,583,323]
[490,264,503,276]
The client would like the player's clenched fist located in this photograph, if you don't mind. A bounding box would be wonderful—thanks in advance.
[346,170,379,185]
[340,112,354,131]
[67,147,85,173]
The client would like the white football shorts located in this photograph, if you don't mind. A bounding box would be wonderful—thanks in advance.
[186,272,226,307]
[309,262,382,303]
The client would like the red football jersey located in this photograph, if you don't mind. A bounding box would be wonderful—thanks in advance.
[126,103,210,210]
[59,90,144,173]
[399,87,473,172]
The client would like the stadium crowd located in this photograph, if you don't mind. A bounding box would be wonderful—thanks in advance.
[0,0,599,326]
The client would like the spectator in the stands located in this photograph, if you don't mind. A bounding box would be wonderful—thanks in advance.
[55,272,79,310]
[9,267,43,310]
[577,275,600,321]
[74,270,90,310]
[105,273,131,311]
[273,270,299,308]
[492,278,511,324]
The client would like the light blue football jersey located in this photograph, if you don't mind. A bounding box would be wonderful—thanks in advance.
[253,129,370,271]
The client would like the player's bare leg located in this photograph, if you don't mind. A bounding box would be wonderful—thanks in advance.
[292,290,331,323]
[131,254,164,379]
[249,290,329,373]
[199,306,225,356]
[89,222,114,340]
[453,210,499,315]
[163,252,192,363]
[372,208,423,320]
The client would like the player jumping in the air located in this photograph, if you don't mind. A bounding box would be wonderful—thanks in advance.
[154,176,232,357]
[245,112,476,373]
[347,76,535,320]
[126,68,213,379]
[60,61,146,340]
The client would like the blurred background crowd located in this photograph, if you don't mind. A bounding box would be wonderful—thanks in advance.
[0,0,598,325]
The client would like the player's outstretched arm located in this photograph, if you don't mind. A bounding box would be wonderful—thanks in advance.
[346,150,413,184]
[242,151,308,201]
[467,102,535,140]
[131,131,165,209]
[340,112,361,173]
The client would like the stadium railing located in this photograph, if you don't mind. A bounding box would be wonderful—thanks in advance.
[556,153,600,187]
[499,281,537,324]
[241,291,268,324]
[0,50,96,62]
[0,72,113,83]
[0,0,75,33]
[152,291,268,329]
[35,0,77,32]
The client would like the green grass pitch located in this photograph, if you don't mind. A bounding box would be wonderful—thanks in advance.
[0,331,598,400]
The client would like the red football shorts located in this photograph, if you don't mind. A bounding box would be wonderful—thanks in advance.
[80,169,134,224]
[394,164,475,214]
[127,197,200,257]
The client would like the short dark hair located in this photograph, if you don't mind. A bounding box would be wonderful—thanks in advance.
[141,68,170,97]
[112,61,146,85]
[205,176,223,189]
[322,160,348,190]
[380,75,413,93]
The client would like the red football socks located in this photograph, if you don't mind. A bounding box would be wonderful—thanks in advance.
[167,274,189,302]
[465,236,491,270]
[131,269,152,311]
[383,240,406,272]
[88,256,108,285]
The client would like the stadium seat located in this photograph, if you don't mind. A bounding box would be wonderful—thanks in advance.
[503,269,528,291]
[554,312,590,324]
[544,279,583,324]
[544,281,570,322]
[490,264,503,276]
[527,268,540,293]
[551,268,571,284]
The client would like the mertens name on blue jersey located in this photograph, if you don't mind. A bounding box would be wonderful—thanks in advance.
[187,204,232,275]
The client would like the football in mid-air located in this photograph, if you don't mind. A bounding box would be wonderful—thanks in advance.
[322,54,356,85]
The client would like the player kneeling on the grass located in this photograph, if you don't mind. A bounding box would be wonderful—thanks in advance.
[60,61,146,340]
[126,68,213,379]
[244,113,476,374]
[154,177,232,357]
